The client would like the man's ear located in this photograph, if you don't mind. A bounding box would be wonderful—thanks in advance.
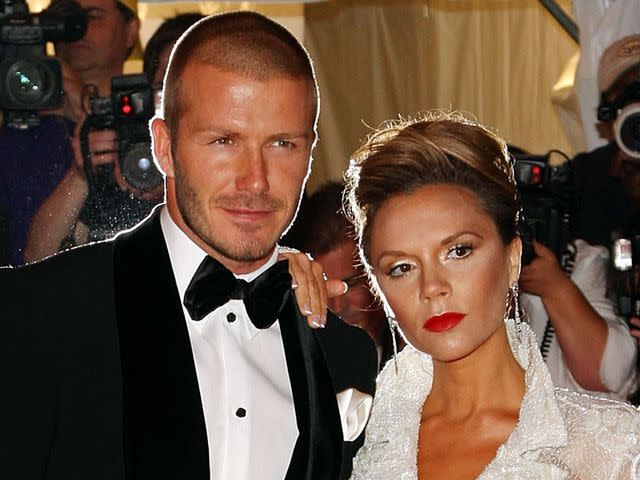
[508,236,522,286]
[151,117,174,178]
[126,16,141,52]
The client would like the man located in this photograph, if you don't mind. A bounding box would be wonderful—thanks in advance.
[291,181,397,369]
[55,0,140,101]
[0,0,142,265]
[572,34,640,248]
[23,0,163,264]
[0,11,376,480]
[517,36,640,402]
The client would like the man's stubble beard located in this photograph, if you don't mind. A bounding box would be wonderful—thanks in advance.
[174,161,296,263]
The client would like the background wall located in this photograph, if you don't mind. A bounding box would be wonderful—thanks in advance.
[304,0,578,190]
[30,0,579,191]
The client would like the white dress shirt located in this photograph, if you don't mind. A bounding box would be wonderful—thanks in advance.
[160,208,298,480]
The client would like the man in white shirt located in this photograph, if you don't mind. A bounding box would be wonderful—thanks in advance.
[0,11,377,480]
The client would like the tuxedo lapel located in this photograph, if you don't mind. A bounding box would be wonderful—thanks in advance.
[279,293,343,480]
[113,209,209,479]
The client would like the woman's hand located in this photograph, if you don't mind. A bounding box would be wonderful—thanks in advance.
[279,250,348,329]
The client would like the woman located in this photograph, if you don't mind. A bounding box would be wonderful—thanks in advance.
[345,112,640,479]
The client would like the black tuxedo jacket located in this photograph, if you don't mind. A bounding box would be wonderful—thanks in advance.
[0,210,376,480]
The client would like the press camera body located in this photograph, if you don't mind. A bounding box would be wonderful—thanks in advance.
[80,74,163,193]
[598,79,640,160]
[0,0,86,128]
[514,152,574,265]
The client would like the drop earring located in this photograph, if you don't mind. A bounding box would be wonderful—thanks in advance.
[387,315,399,374]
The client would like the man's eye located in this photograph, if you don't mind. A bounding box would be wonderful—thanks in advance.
[388,263,412,277]
[273,140,293,148]
[212,137,232,145]
[447,244,473,260]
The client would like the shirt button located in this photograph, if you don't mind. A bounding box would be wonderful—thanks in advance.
[235,407,247,418]
[227,312,236,323]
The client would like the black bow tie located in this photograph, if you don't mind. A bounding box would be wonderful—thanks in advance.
[183,256,292,329]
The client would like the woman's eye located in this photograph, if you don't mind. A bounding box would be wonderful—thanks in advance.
[388,263,413,277]
[447,244,473,260]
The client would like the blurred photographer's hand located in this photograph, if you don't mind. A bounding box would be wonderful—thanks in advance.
[519,240,566,298]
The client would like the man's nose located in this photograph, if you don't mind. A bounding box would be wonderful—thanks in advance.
[236,148,269,195]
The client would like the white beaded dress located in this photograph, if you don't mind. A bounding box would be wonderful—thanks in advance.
[350,320,640,479]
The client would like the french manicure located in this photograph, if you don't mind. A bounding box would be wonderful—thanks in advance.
[291,279,298,289]
[303,304,313,315]
[311,314,325,328]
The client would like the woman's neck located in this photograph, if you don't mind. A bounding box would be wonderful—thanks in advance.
[423,326,526,419]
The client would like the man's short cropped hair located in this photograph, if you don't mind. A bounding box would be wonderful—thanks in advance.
[162,11,319,134]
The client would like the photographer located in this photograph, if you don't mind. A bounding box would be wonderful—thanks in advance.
[568,35,640,355]
[520,239,637,400]
[514,150,637,401]
[0,0,87,265]
[572,34,640,248]
[22,0,161,262]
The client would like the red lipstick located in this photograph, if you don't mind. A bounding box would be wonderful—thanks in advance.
[423,312,466,332]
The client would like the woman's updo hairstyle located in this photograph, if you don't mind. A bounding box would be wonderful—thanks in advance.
[344,112,520,273]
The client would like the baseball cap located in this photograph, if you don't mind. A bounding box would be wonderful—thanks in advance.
[118,0,137,15]
[598,34,640,94]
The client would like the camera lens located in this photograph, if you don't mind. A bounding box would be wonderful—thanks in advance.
[5,60,54,107]
[615,104,640,160]
[120,142,163,192]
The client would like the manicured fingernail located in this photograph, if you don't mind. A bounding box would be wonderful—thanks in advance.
[303,304,313,315]
[291,279,298,289]
[340,281,348,294]
[311,314,325,328]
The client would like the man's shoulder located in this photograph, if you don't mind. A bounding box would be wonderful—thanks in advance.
[2,240,114,276]
[315,312,378,395]
[0,241,116,306]
[572,142,617,170]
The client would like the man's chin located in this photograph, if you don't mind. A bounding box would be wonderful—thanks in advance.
[211,235,278,263]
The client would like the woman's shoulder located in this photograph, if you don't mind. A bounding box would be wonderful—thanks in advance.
[555,387,640,427]
[553,388,640,477]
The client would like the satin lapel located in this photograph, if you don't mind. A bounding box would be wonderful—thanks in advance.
[113,210,209,479]
[279,292,343,480]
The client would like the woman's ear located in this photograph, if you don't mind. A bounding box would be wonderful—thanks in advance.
[508,236,522,286]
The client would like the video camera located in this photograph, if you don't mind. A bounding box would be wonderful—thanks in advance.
[611,235,640,323]
[513,151,574,265]
[80,73,163,193]
[0,0,87,128]
[598,79,640,160]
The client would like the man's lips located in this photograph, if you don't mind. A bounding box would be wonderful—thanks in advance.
[223,208,272,222]
[423,312,466,332]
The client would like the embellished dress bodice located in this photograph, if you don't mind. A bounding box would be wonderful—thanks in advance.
[351,321,640,479]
